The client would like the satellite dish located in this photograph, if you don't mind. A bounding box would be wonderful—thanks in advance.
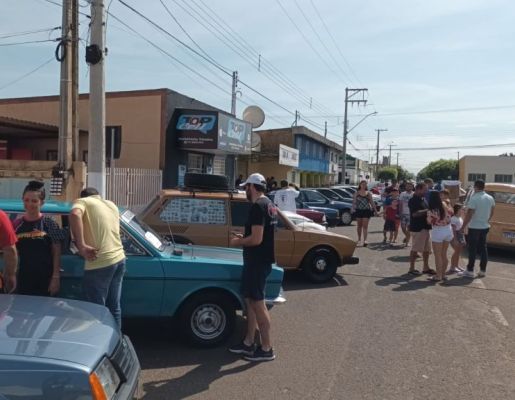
[251,132,261,150]
[242,105,265,128]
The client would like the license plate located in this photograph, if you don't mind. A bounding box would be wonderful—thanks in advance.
[503,231,515,239]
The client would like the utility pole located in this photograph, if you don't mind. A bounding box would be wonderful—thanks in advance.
[292,110,299,126]
[341,87,368,184]
[324,121,327,138]
[58,0,73,172]
[230,71,238,115]
[71,0,79,162]
[396,152,399,168]
[388,144,397,166]
[375,128,387,175]
[88,0,106,196]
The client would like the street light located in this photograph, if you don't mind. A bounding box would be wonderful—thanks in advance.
[342,111,378,184]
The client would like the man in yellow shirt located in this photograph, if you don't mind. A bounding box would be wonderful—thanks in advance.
[70,187,126,327]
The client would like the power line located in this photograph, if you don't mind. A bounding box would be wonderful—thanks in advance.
[0,26,61,39]
[0,38,59,47]
[0,57,55,91]
[353,142,515,151]
[275,0,347,86]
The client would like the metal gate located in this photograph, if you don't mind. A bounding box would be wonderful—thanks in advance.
[106,168,162,212]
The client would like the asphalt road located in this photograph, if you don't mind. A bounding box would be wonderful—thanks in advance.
[126,217,515,400]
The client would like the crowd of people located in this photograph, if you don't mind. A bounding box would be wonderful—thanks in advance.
[351,178,495,282]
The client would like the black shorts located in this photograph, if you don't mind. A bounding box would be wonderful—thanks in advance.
[354,209,373,219]
[384,219,397,232]
[241,261,272,301]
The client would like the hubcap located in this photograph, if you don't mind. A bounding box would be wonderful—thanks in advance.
[341,212,352,224]
[315,257,327,271]
[191,303,226,340]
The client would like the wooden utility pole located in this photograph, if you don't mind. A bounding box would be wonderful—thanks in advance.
[231,71,238,115]
[71,0,79,162]
[58,0,73,171]
[375,128,387,174]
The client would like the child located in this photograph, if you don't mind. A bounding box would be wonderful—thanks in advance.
[382,186,393,243]
[384,189,400,244]
[449,203,466,273]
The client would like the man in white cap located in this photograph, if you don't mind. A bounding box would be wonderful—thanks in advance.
[229,173,277,361]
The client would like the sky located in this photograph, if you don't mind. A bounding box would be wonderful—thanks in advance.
[1,0,515,174]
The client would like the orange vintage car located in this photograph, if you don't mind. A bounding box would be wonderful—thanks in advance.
[138,186,359,283]
[484,183,515,250]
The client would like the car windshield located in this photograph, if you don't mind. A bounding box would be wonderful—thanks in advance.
[121,209,165,251]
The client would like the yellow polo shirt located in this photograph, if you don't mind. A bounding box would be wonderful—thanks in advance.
[72,195,125,270]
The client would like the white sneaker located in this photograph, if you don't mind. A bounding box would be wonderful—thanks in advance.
[477,271,486,278]
[458,270,475,278]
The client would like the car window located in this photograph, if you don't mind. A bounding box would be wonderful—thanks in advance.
[319,189,339,200]
[159,198,227,225]
[333,189,352,199]
[231,201,250,227]
[487,191,515,205]
[304,191,327,203]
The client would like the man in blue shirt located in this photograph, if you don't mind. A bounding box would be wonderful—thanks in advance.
[459,180,495,278]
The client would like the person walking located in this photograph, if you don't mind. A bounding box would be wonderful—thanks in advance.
[0,209,18,293]
[459,180,495,278]
[273,179,299,213]
[399,182,414,246]
[229,173,277,362]
[408,183,435,275]
[351,180,376,247]
[13,181,64,296]
[426,191,453,282]
[384,188,401,244]
[70,187,126,328]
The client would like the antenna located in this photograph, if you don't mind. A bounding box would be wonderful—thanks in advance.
[167,222,183,256]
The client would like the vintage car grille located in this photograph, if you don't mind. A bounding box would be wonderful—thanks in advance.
[110,336,135,382]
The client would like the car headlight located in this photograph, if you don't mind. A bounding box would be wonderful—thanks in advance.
[89,357,121,400]
[322,214,326,222]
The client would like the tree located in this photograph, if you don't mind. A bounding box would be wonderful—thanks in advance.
[417,159,458,182]
[396,165,415,182]
[377,167,398,182]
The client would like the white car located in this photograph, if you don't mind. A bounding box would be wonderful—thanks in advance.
[282,211,327,231]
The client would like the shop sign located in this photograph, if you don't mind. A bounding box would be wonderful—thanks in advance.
[218,114,251,154]
[176,110,218,149]
[279,144,299,167]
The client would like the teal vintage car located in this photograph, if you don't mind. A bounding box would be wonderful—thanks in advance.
[0,199,285,347]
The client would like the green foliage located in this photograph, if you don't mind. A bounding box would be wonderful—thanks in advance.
[417,159,458,182]
[377,167,398,182]
[396,165,415,182]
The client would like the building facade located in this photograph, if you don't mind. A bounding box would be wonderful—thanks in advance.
[459,155,515,186]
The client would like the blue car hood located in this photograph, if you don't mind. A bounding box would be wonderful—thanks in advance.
[167,244,245,264]
[0,295,120,369]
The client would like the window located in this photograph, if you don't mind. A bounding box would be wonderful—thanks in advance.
[318,189,339,201]
[487,191,515,205]
[494,174,513,183]
[159,198,226,225]
[303,190,327,203]
[231,201,250,227]
[468,173,486,182]
[46,150,58,161]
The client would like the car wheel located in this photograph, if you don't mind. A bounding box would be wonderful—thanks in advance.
[177,291,236,347]
[340,210,352,225]
[302,247,338,283]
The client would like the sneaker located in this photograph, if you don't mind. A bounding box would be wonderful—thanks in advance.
[228,341,255,356]
[244,346,275,362]
[477,270,486,278]
[458,270,475,278]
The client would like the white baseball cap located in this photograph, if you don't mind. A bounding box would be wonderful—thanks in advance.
[240,173,267,188]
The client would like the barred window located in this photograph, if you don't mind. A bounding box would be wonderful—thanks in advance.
[494,174,513,183]
[468,173,486,182]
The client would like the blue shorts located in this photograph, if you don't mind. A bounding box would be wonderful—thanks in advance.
[241,261,272,301]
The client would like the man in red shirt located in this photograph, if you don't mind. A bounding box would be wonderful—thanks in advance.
[0,209,18,293]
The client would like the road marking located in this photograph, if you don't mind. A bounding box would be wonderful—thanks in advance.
[490,306,510,327]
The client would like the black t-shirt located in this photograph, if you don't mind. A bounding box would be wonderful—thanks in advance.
[408,194,431,232]
[243,196,276,264]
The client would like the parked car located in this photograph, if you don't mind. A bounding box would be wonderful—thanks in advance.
[139,176,359,283]
[327,187,354,201]
[0,199,285,347]
[331,186,382,211]
[296,201,340,227]
[282,211,327,231]
[315,188,350,202]
[465,183,515,250]
[294,207,326,225]
[297,189,354,225]
[0,294,140,400]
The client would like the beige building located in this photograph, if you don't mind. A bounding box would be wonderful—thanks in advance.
[459,155,515,186]
[0,88,251,189]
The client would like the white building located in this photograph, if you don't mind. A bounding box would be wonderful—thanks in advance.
[459,155,515,186]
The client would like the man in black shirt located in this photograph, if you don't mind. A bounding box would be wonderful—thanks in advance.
[408,183,435,275]
[229,173,277,361]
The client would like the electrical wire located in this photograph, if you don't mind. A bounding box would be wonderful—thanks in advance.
[0,57,54,91]
[0,38,59,47]
[352,142,515,151]
[0,26,61,39]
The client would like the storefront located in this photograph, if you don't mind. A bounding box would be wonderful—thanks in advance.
[163,108,252,188]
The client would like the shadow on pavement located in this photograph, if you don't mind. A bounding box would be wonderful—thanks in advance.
[366,242,404,251]
[387,255,411,263]
[374,273,437,291]
[123,318,257,399]
[282,270,348,292]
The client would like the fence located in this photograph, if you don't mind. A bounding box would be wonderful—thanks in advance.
[106,168,162,212]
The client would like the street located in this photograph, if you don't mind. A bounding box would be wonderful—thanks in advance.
[127,217,515,400]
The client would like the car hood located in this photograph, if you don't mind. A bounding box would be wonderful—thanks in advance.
[165,244,245,264]
[0,295,120,369]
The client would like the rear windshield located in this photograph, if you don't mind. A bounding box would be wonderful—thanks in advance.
[487,191,515,205]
